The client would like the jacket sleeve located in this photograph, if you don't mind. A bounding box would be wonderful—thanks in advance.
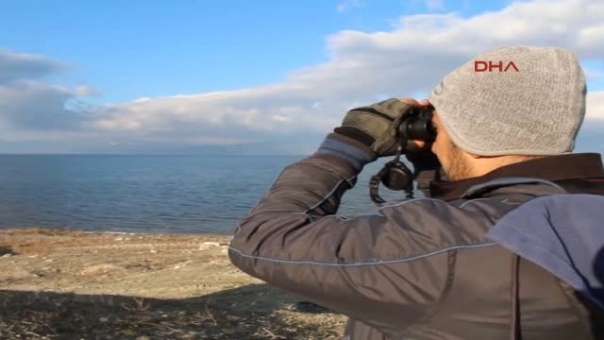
[228,133,455,334]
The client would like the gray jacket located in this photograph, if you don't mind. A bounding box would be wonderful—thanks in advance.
[228,150,604,339]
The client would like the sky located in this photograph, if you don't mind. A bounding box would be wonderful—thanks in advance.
[0,0,603,155]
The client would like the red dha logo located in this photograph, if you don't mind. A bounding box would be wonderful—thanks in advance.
[474,60,519,72]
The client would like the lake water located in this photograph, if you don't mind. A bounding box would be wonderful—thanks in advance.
[0,155,411,234]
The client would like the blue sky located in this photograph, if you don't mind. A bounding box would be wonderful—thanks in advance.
[0,0,603,154]
[0,0,520,104]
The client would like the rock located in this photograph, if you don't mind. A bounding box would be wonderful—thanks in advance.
[199,241,220,250]
[80,264,122,277]
[99,317,109,323]
[172,260,192,270]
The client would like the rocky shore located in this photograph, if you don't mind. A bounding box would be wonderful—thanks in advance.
[0,228,346,339]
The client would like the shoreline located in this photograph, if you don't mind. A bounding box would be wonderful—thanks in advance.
[0,226,236,237]
[0,228,346,339]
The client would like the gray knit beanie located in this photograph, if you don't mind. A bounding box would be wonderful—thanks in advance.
[429,45,587,156]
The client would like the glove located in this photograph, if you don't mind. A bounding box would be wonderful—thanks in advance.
[334,98,414,157]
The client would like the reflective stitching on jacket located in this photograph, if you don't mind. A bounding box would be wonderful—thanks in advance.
[232,180,501,266]
[228,242,497,266]
[304,178,347,213]
[378,197,494,211]
[291,212,314,222]
[378,197,441,210]
[460,198,496,208]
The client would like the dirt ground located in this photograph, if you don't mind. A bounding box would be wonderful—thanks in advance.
[0,228,347,340]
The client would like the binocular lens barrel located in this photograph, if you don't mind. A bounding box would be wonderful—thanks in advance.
[399,118,436,141]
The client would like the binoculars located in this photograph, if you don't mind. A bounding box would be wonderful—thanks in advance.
[399,105,436,142]
[369,106,437,204]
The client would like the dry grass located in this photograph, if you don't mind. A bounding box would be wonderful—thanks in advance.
[0,285,346,340]
[0,228,347,339]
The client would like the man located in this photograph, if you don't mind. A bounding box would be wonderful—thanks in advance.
[228,45,604,339]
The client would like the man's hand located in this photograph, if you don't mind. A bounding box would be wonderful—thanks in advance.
[334,98,430,157]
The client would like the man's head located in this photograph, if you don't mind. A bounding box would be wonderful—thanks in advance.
[427,45,587,181]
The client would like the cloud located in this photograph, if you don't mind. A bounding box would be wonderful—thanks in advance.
[1,0,604,154]
[0,49,68,84]
[424,0,445,11]
[0,49,96,133]
[95,0,604,143]
[586,71,603,80]
[337,0,364,13]
[586,90,604,119]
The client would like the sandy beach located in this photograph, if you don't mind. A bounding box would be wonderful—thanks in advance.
[0,228,346,339]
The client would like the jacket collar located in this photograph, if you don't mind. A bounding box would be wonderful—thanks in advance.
[429,153,604,201]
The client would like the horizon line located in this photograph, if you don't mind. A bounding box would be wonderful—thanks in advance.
[0,153,312,157]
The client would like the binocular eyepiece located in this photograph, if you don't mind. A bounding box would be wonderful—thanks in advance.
[398,106,436,142]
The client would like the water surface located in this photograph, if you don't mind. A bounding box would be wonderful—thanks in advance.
[0,155,410,234]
